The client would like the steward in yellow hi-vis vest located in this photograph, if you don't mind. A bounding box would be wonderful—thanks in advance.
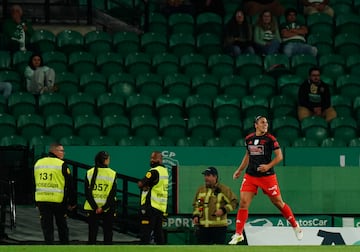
[138,151,168,245]
[192,167,238,244]
[84,151,117,245]
[33,143,76,245]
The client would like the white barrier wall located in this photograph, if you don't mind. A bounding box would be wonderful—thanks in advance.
[245,227,360,245]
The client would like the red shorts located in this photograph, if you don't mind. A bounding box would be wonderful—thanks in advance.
[240,173,281,197]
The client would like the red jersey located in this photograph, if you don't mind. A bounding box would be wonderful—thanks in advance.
[244,132,280,177]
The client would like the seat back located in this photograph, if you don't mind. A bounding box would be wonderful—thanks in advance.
[103,114,130,141]
[301,116,329,144]
[17,114,45,140]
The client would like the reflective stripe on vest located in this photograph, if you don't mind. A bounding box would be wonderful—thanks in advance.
[84,167,116,211]
[34,157,65,203]
[141,166,168,213]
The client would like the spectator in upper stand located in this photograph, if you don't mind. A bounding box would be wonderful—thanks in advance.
[280,8,317,58]
[302,0,334,17]
[2,4,34,52]
[298,67,337,122]
[242,0,285,17]
[253,10,281,55]
[24,53,56,95]
[224,9,255,57]
[191,0,225,17]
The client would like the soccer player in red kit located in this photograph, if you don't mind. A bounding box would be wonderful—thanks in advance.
[229,116,303,244]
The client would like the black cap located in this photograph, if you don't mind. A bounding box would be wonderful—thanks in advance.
[202,167,218,176]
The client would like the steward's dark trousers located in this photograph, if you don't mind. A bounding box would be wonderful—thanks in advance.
[37,202,69,245]
[139,206,165,245]
[87,211,114,245]
[196,226,227,244]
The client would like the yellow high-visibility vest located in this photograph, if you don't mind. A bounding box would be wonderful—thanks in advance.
[141,165,168,213]
[34,157,66,203]
[84,167,116,211]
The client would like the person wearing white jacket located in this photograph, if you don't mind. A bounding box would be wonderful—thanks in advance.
[24,53,56,95]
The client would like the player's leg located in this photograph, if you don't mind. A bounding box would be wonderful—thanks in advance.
[229,174,257,245]
[262,175,303,240]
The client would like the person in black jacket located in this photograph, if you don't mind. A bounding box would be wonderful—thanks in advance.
[84,151,117,245]
[298,67,337,122]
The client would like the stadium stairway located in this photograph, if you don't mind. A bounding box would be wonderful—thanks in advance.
[1,205,140,245]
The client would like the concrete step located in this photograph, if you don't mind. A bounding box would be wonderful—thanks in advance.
[2,205,140,245]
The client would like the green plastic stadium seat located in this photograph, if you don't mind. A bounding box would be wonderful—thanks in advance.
[292,137,319,147]
[159,114,187,141]
[205,137,232,147]
[0,113,16,138]
[330,117,358,143]
[187,115,215,141]
[0,135,28,146]
[320,137,347,147]
[169,33,196,57]
[68,51,96,76]
[96,52,123,78]
[168,13,194,34]
[30,29,56,52]
[97,93,125,117]
[271,116,301,143]
[213,94,241,119]
[235,54,263,81]
[56,30,84,55]
[319,54,346,80]
[42,50,68,73]
[248,74,276,98]
[45,114,74,140]
[152,52,179,77]
[79,72,107,97]
[17,114,45,140]
[136,73,163,99]
[147,136,175,146]
[215,116,243,143]
[219,74,248,99]
[185,94,213,118]
[301,116,329,145]
[55,71,79,97]
[176,136,203,146]
[335,74,360,100]
[59,135,86,146]
[7,92,37,117]
[126,94,154,118]
[87,135,116,146]
[208,54,234,78]
[112,31,140,58]
[155,94,184,117]
[191,74,219,99]
[103,114,130,141]
[180,53,207,78]
[270,95,296,118]
[67,92,96,116]
[163,73,191,99]
[74,114,102,141]
[118,136,146,146]
[140,32,168,56]
[125,52,152,75]
[131,114,159,141]
[84,30,112,56]
[241,95,269,119]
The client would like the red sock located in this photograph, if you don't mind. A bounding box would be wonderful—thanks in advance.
[235,208,248,234]
[281,204,297,227]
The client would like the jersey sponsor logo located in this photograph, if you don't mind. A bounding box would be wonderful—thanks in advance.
[249,145,264,155]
